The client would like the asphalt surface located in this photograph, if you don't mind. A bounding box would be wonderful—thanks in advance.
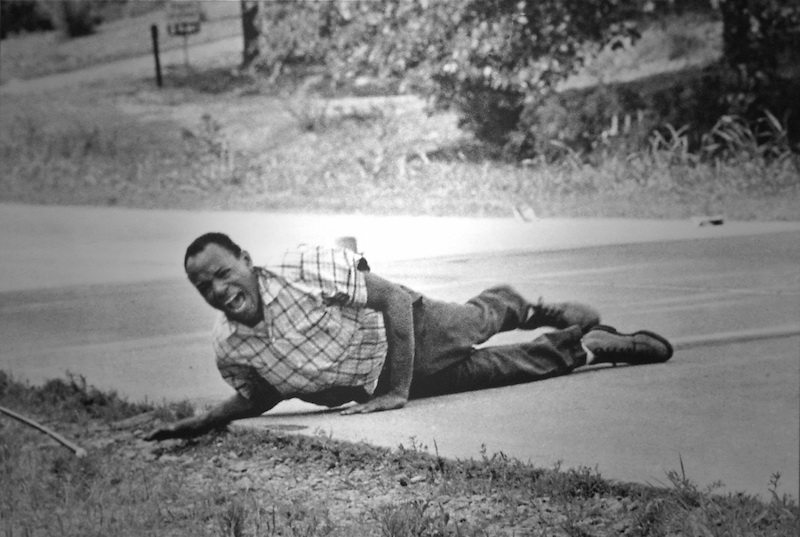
[1,36,243,95]
[1,204,798,499]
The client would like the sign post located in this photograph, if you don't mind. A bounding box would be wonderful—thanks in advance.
[166,0,202,67]
[150,24,163,87]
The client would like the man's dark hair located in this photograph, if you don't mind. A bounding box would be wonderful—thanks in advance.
[184,232,243,268]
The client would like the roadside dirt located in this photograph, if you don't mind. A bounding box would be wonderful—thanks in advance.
[59,412,641,536]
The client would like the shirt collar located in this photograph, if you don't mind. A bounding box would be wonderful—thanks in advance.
[222,267,280,336]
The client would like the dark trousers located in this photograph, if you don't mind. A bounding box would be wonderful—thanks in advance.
[379,285,588,399]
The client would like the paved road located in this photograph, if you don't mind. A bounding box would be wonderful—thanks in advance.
[256,234,800,499]
[2,215,797,499]
[1,36,243,95]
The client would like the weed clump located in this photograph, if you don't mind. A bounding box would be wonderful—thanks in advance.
[0,371,149,423]
[1,372,798,536]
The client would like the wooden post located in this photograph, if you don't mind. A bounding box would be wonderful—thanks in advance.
[183,34,190,67]
[150,24,163,88]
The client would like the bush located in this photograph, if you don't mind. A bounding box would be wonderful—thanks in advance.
[516,84,637,160]
[720,0,800,81]
[715,1,800,138]
[251,1,334,80]
[515,62,800,160]
[248,1,799,161]
[38,0,100,38]
[316,0,646,156]
[443,0,800,160]
[0,0,53,38]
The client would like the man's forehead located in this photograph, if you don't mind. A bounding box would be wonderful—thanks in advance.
[186,243,237,275]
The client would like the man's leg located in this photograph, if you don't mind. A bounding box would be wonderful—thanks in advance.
[377,285,603,397]
[410,285,598,376]
[410,326,586,398]
[408,324,674,399]
[461,284,600,337]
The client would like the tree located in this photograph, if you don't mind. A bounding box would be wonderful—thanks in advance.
[240,0,260,69]
[323,0,645,155]
[38,0,99,38]
[715,0,800,146]
[1,0,54,39]
[719,0,800,80]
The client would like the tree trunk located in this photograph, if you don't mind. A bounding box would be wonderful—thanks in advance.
[240,0,260,69]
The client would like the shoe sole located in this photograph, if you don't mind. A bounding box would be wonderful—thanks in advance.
[591,324,674,362]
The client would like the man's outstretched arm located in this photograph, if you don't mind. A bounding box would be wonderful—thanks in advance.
[342,271,414,414]
[144,389,281,441]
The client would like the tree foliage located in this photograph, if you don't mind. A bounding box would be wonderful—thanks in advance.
[37,0,100,38]
[2,0,106,39]
[718,0,800,114]
[249,0,799,158]
[705,0,800,151]
[0,0,53,39]
[255,0,645,155]
[720,0,800,79]
[420,0,644,155]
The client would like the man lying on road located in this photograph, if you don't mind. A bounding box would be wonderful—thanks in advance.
[146,232,673,441]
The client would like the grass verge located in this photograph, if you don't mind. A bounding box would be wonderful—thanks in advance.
[1,7,797,220]
[1,371,797,536]
[1,79,798,221]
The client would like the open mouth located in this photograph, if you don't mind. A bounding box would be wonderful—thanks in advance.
[224,291,247,314]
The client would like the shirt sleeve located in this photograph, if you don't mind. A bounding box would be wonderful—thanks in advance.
[217,362,259,400]
[279,245,369,307]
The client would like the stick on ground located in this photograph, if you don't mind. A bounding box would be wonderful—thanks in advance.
[0,405,88,458]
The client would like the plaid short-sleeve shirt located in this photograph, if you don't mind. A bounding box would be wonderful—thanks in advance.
[212,245,388,399]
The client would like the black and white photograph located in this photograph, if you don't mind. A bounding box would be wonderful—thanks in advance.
[1,0,798,534]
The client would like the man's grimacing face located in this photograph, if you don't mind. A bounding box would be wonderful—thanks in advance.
[185,243,262,326]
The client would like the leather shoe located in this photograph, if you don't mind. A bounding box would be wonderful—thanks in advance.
[582,325,673,365]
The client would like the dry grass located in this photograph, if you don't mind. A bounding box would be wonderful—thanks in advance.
[1,372,797,537]
[0,8,796,220]
[1,80,798,220]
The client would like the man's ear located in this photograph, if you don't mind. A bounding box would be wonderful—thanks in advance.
[241,250,254,268]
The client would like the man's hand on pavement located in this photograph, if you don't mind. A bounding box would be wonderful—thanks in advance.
[143,393,276,442]
[340,393,407,415]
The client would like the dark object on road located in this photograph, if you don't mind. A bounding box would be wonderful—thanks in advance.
[693,215,725,226]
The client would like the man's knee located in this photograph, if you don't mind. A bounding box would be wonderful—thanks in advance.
[473,284,529,310]
[472,285,527,307]
[482,284,521,297]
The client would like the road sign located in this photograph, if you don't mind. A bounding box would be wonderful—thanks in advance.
[166,0,202,37]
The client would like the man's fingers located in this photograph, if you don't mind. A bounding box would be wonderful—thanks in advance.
[143,426,173,441]
[340,395,406,415]
[143,430,163,441]
[340,405,367,415]
[341,402,381,415]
